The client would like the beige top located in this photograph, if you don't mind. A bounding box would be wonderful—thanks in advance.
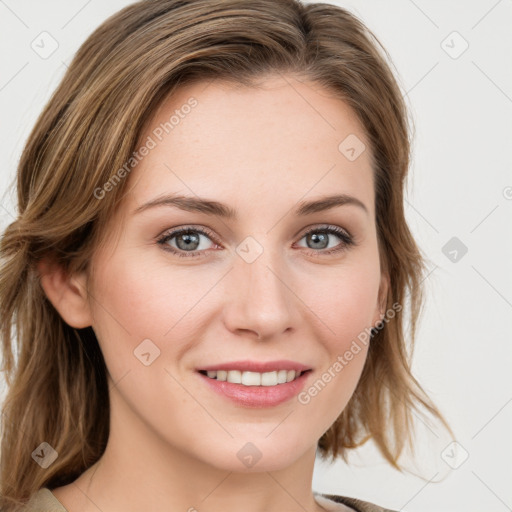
[20,487,399,512]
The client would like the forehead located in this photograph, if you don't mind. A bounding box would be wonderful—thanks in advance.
[123,75,374,220]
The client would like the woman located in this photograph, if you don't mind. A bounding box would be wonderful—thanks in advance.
[0,0,453,511]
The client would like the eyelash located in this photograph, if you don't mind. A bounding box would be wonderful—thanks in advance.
[156,224,355,259]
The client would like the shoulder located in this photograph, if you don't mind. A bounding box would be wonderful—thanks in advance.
[316,492,400,512]
[22,487,399,512]
[15,488,68,512]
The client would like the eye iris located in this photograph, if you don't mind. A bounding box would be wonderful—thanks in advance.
[307,232,329,249]
[176,232,200,251]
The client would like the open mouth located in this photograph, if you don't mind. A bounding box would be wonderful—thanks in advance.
[198,369,312,386]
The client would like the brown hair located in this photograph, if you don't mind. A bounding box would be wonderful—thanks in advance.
[0,0,453,509]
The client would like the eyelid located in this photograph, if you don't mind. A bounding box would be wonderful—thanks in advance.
[156,225,223,258]
[297,223,353,240]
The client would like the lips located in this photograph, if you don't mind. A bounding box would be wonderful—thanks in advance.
[196,359,312,373]
[197,367,312,407]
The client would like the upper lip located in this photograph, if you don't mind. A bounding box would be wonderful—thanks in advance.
[196,360,312,373]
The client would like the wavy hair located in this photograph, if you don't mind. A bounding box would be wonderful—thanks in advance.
[0,0,453,509]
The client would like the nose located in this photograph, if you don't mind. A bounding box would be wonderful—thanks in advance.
[222,247,299,341]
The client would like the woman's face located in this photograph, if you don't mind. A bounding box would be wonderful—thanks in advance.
[85,75,387,472]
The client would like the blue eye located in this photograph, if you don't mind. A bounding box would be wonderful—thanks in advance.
[156,224,355,258]
[157,226,219,258]
[297,225,354,255]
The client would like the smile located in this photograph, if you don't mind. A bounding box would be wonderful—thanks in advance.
[198,369,308,386]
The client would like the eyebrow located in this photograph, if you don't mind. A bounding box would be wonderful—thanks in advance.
[133,193,369,218]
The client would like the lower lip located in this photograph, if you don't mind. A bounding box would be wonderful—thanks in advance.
[197,371,312,408]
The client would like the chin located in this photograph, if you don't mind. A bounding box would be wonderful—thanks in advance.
[198,436,310,473]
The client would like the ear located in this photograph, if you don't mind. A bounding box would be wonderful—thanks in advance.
[37,258,93,328]
[372,271,390,327]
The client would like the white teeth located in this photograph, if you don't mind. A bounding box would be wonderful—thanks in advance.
[241,371,261,386]
[227,370,241,383]
[203,369,301,386]
[261,371,278,386]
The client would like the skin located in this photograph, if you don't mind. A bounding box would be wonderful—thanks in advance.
[40,74,388,512]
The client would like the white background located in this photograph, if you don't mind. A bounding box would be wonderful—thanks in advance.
[0,1,511,511]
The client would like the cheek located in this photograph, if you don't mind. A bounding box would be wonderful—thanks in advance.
[296,255,381,347]
[295,265,376,429]
[90,256,194,334]
[329,271,377,343]
[290,255,379,417]
[87,255,219,371]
